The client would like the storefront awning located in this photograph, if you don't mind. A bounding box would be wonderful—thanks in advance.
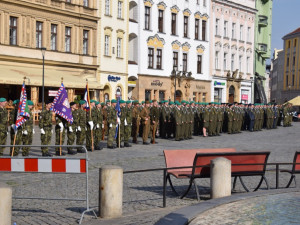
[0,63,102,89]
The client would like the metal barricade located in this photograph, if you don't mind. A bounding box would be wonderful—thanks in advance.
[0,145,97,224]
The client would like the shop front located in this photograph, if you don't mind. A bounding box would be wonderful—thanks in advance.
[240,81,252,104]
[212,79,227,103]
[189,80,211,103]
[99,73,128,102]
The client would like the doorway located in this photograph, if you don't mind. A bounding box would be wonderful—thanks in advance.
[175,90,182,102]
[229,85,235,103]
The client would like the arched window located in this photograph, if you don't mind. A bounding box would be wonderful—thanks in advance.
[116,86,122,99]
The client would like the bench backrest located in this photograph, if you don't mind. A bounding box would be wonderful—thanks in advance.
[291,151,300,173]
[192,151,270,177]
[164,148,236,172]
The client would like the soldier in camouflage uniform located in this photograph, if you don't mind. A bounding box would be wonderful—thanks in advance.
[76,100,87,153]
[101,103,108,140]
[174,101,183,141]
[94,101,103,150]
[67,102,78,154]
[55,114,68,156]
[9,100,22,156]
[116,100,126,148]
[131,100,141,144]
[107,99,117,149]
[0,98,8,157]
[86,100,97,151]
[124,100,132,147]
[39,100,53,156]
[21,100,34,156]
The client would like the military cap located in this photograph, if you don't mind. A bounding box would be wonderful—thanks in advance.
[95,101,100,105]
[126,100,132,104]
[46,99,53,105]
[0,98,7,103]
[90,99,97,103]
[106,100,111,103]
[149,100,153,103]
[133,100,139,105]
[152,99,157,102]
[145,100,150,104]
[13,99,19,104]
[142,101,145,104]
[79,100,86,105]
[101,102,105,106]
[70,102,76,107]
[190,101,194,104]
[119,100,126,104]
[27,100,34,106]
[169,101,174,105]
[111,99,117,103]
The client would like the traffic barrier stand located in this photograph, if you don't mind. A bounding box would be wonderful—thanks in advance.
[0,145,97,224]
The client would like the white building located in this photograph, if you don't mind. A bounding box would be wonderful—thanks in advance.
[210,0,256,103]
[128,0,211,102]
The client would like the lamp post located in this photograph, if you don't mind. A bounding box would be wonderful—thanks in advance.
[171,66,192,102]
[41,47,46,111]
[250,76,253,103]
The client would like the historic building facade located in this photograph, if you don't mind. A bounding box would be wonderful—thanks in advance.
[0,0,99,105]
[210,0,256,104]
[128,0,211,102]
[97,0,129,102]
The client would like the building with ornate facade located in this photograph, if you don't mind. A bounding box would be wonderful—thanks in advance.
[270,48,284,103]
[0,0,99,105]
[128,0,211,102]
[97,0,129,102]
[210,0,256,104]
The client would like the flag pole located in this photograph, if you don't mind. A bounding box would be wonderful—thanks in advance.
[59,77,63,156]
[87,79,94,151]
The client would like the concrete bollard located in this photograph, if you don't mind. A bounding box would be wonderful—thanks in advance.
[0,183,12,225]
[210,157,231,199]
[99,165,123,219]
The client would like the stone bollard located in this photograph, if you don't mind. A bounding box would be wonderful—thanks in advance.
[210,157,231,199]
[0,183,12,225]
[99,165,123,219]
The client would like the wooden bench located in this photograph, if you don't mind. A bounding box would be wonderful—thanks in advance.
[164,148,237,198]
[281,151,300,188]
[179,151,270,200]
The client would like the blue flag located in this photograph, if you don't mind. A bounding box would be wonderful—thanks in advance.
[115,97,121,139]
[51,83,73,124]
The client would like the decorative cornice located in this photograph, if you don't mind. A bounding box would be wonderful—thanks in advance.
[183,8,192,17]
[182,42,191,52]
[194,11,201,19]
[157,1,167,10]
[171,40,181,50]
[170,5,180,14]
[144,0,154,7]
[196,44,205,54]
[147,34,165,49]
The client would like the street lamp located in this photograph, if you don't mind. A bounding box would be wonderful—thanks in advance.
[171,66,192,102]
[250,76,254,103]
[41,47,46,111]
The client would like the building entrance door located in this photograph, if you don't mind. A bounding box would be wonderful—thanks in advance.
[229,85,235,103]
[175,90,182,102]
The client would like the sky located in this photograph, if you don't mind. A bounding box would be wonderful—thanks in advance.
[271,0,300,53]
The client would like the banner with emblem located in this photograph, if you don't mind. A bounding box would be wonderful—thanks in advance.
[50,83,73,124]
[15,83,30,129]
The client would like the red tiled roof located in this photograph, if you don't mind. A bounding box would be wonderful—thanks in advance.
[284,27,300,38]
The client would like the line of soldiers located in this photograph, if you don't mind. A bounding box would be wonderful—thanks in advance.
[0,96,294,157]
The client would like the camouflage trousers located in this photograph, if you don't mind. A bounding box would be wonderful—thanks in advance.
[76,129,86,151]
[116,124,124,146]
[22,130,33,156]
[67,129,76,151]
[0,130,7,156]
[124,125,131,144]
[10,128,22,156]
[86,128,94,150]
[41,127,52,154]
[94,127,102,149]
[107,124,116,147]
[55,128,66,153]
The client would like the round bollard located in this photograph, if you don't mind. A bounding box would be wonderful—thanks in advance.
[99,165,123,218]
[210,157,231,199]
[0,183,12,225]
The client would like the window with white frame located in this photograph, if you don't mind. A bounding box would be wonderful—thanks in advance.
[10,17,18,45]
[105,0,110,15]
[83,0,89,7]
[118,1,123,18]
[83,30,89,55]
[239,55,242,72]
[223,53,227,70]
[117,38,122,58]
[183,53,188,72]
[203,0,206,7]
[247,27,251,42]
[51,24,57,50]
[36,21,43,48]
[157,49,162,69]
[215,51,219,69]
[232,23,236,39]
[104,35,110,56]
[240,25,243,40]
[231,54,235,71]
[224,21,228,37]
[145,6,151,30]
[65,26,71,52]
[215,19,219,35]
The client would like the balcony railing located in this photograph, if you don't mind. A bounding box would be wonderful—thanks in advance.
[257,43,268,54]
[258,15,268,27]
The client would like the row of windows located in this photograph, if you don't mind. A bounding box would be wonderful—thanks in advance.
[9,17,90,54]
[104,35,123,58]
[105,0,123,19]
[215,19,251,42]
[215,51,251,73]
[145,7,207,41]
[147,48,203,74]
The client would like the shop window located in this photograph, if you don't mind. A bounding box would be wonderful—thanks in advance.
[116,86,122,99]
[145,90,151,100]
[104,93,109,102]
[159,91,165,102]
[193,92,197,101]
[202,93,206,102]
[214,88,222,103]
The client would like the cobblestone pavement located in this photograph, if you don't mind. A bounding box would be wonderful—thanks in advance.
[0,123,299,225]
[189,192,300,225]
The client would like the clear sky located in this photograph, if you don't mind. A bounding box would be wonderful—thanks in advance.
[271,0,300,53]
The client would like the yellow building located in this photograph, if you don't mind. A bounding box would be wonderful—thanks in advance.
[98,0,129,102]
[0,0,100,105]
[283,28,300,101]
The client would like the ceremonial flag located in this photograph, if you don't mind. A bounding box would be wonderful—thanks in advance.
[15,83,30,129]
[115,97,121,139]
[84,84,90,112]
[50,83,73,124]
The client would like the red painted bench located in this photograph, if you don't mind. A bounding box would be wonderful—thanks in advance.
[281,151,300,188]
[164,148,237,198]
[180,151,270,200]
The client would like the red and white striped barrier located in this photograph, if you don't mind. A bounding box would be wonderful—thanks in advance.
[0,158,86,173]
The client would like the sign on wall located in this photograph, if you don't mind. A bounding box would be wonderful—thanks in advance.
[151,80,163,87]
[214,81,226,86]
[108,75,121,82]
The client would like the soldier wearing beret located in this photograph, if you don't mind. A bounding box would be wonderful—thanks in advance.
[150,99,159,144]
[39,99,53,156]
[67,102,78,154]
[107,99,118,148]
[140,100,150,144]
[76,100,87,153]
[0,98,8,156]
[124,100,132,147]
[21,100,34,156]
